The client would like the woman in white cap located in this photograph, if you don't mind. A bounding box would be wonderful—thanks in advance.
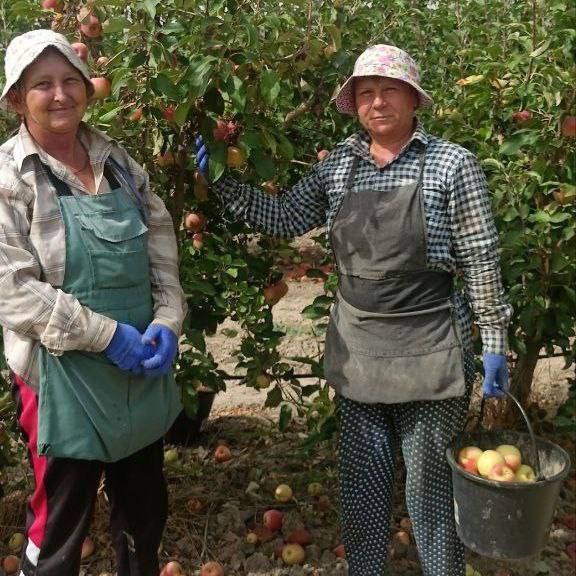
[0,30,186,575]
[196,44,511,574]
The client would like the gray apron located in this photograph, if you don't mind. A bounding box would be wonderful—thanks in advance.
[324,147,466,403]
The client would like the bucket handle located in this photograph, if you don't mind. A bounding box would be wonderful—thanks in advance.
[476,390,544,481]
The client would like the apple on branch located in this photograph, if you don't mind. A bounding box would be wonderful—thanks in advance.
[263,280,288,306]
[71,42,89,62]
[90,77,111,100]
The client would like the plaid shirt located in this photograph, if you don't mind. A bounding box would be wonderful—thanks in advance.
[213,124,511,355]
[0,123,187,391]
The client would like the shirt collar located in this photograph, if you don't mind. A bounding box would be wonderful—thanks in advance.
[340,121,429,163]
[13,121,117,173]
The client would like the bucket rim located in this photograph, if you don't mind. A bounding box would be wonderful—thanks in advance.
[446,432,572,489]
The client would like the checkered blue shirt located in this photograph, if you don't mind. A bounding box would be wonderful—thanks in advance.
[213,124,511,355]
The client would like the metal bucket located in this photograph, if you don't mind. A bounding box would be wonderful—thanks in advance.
[446,391,571,560]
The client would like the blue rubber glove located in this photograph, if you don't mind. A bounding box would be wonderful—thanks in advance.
[105,323,147,373]
[141,324,178,377]
[482,353,509,398]
[195,135,210,181]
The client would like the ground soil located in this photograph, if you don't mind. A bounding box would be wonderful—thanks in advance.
[0,238,574,576]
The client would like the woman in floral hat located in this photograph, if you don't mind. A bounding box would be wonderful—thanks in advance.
[0,29,186,575]
[196,44,511,575]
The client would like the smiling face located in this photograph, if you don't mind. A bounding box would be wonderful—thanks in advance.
[9,48,89,139]
[354,76,418,143]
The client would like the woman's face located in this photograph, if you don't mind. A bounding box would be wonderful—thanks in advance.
[11,49,88,137]
[354,76,418,142]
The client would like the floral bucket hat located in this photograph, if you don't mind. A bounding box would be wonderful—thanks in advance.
[0,29,92,110]
[335,44,433,115]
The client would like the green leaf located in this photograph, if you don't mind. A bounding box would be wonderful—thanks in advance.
[97,106,123,123]
[152,74,179,99]
[529,39,551,58]
[251,149,276,180]
[265,385,283,407]
[260,70,281,105]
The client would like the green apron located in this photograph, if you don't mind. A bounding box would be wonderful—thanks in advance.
[37,162,181,462]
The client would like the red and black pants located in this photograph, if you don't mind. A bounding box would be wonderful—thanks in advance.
[12,374,168,576]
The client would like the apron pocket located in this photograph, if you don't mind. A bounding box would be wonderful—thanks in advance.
[324,294,466,403]
[90,249,149,289]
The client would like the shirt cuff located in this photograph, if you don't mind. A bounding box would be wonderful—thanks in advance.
[480,327,508,356]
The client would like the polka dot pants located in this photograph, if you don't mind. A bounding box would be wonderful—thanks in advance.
[338,352,475,576]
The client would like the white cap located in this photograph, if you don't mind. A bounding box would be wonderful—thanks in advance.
[0,29,93,110]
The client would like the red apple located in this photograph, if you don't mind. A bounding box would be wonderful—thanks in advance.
[200,561,224,576]
[161,560,184,576]
[214,445,232,463]
[487,463,516,482]
[287,528,312,546]
[2,556,19,575]
[263,509,284,532]
[496,444,522,471]
[561,115,576,137]
[307,482,323,497]
[129,107,143,122]
[186,497,204,514]
[252,524,275,543]
[184,212,206,232]
[80,536,95,559]
[80,13,103,38]
[334,543,346,558]
[274,483,293,503]
[41,0,62,10]
[162,106,176,123]
[263,280,288,306]
[476,450,505,477]
[90,77,111,100]
[461,459,479,475]
[213,119,230,142]
[457,446,483,468]
[281,543,305,566]
[512,110,533,123]
[515,464,536,482]
[317,149,330,161]
[71,42,89,62]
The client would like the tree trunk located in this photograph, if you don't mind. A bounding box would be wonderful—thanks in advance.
[489,339,543,428]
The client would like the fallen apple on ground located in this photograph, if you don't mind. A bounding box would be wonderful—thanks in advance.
[214,445,232,463]
[287,527,312,546]
[8,532,25,553]
[307,482,323,497]
[274,483,293,503]
[334,543,346,558]
[496,444,522,471]
[281,543,305,566]
[199,560,224,576]
[262,509,284,532]
[2,555,19,575]
[245,532,259,545]
[164,448,178,464]
[161,560,184,575]
[477,450,505,477]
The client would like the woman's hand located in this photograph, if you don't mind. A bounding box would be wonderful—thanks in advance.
[482,353,509,398]
[195,135,210,181]
[105,323,148,373]
[141,324,178,377]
